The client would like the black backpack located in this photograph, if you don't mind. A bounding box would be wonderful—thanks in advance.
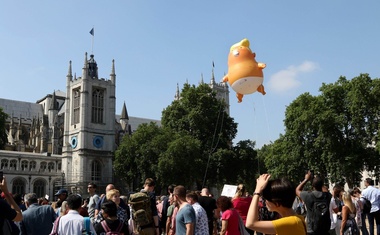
[362,197,372,214]
[310,192,331,234]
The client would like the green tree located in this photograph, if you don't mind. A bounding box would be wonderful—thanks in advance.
[157,134,202,189]
[317,75,380,186]
[0,107,7,149]
[161,83,238,187]
[232,140,263,192]
[162,83,237,151]
[262,74,380,187]
[205,140,263,193]
[114,122,173,189]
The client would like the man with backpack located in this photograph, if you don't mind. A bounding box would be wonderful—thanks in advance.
[296,170,332,235]
[55,194,96,234]
[94,200,129,235]
[361,178,380,235]
[129,178,159,235]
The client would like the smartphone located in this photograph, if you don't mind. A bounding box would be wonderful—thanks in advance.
[0,171,3,182]
[310,170,314,179]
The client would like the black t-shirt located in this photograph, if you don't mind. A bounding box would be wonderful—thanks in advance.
[160,197,169,227]
[300,190,332,234]
[149,192,158,217]
[198,196,217,221]
[0,198,18,234]
[94,219,129,234]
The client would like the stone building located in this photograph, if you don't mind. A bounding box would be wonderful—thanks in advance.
[0,53,160,199]
[0,52,229,200]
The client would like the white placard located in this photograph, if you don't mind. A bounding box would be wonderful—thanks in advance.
[221,184,238,198]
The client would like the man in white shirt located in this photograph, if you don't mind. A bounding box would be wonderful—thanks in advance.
[186,191,209,235]
[57,194,96,234]
[361,178,380,235]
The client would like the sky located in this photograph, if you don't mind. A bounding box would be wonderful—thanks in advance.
[1,1,379,148]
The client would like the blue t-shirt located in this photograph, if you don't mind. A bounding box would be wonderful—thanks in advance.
[176,204,196,235]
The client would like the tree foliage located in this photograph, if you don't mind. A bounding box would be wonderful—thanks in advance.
[114,123,174,189]
[162,83,237,151]
[115,83,262,191]
[260,74,380,187]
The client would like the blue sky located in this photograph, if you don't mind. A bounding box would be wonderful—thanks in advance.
[1,1,379,148]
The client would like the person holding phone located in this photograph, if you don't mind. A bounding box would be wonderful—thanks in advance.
[0,173,23,233]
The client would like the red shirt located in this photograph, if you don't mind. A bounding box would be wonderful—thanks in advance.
[232,197,252,224]
[221,209,240,235]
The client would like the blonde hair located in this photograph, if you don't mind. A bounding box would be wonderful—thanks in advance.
[60,201,68,216]
[234,184,247,199]
[106,189,120,200]
[342,191,356,214]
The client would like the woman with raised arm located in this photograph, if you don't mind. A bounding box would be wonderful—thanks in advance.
[246,174,306,235]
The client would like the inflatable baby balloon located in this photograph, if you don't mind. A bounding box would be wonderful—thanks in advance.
[222,38,266,103]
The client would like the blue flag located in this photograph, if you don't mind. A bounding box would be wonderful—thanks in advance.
[89,28,94,36]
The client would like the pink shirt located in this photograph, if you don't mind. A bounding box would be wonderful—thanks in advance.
[221,209,240,235]
[232,197,252,224]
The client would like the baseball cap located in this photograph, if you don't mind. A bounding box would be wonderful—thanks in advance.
[55,189,68,196]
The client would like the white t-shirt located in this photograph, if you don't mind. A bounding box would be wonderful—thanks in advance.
[329,198,338,230]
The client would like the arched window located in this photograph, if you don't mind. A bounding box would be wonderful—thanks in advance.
[9,160,17,170]
[48,162,55,172]
[91,160,101,181]
[91,88,104,124]
[1,159,8,169]
[72,88,81,125]
[33,179,46,198]
[21,160,28,171]
[40,162,47,171]
[12,178,25,195]
[30,161,37,171]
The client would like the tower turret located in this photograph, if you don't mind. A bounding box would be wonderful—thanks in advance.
[88,54,98,79]
[110,59,116,84]
[120,102,129,132]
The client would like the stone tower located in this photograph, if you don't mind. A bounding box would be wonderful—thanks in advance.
[209,65,230,115]
[62,53,116,194]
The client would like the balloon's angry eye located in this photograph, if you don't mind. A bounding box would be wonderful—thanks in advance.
[233,49,239,57]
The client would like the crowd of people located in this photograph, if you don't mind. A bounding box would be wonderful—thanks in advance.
[1,172,380,235]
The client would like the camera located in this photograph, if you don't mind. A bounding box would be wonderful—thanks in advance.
[309,170,314,180]
[306,169,314,180]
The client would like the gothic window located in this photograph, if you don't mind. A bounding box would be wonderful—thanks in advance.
[91,160,101,181]
[21,160,28,171]
[57,162,62,171]
[12,178,25,195]
[1,159,8,169]
[10,160,17,170]
[72,88,81,125]
[48,162,54,172]
[91,88,104,124]
[29,161,36,171]
[33,179,46,198]
[40,162,47,171]
[48,128,53,141]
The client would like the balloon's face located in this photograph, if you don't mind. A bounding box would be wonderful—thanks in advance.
[227,46,264,86]
[229,46,256,65]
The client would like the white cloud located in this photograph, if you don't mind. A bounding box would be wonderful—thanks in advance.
[267,61,319,93]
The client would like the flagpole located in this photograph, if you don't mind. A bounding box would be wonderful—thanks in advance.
[90,27,94,54]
